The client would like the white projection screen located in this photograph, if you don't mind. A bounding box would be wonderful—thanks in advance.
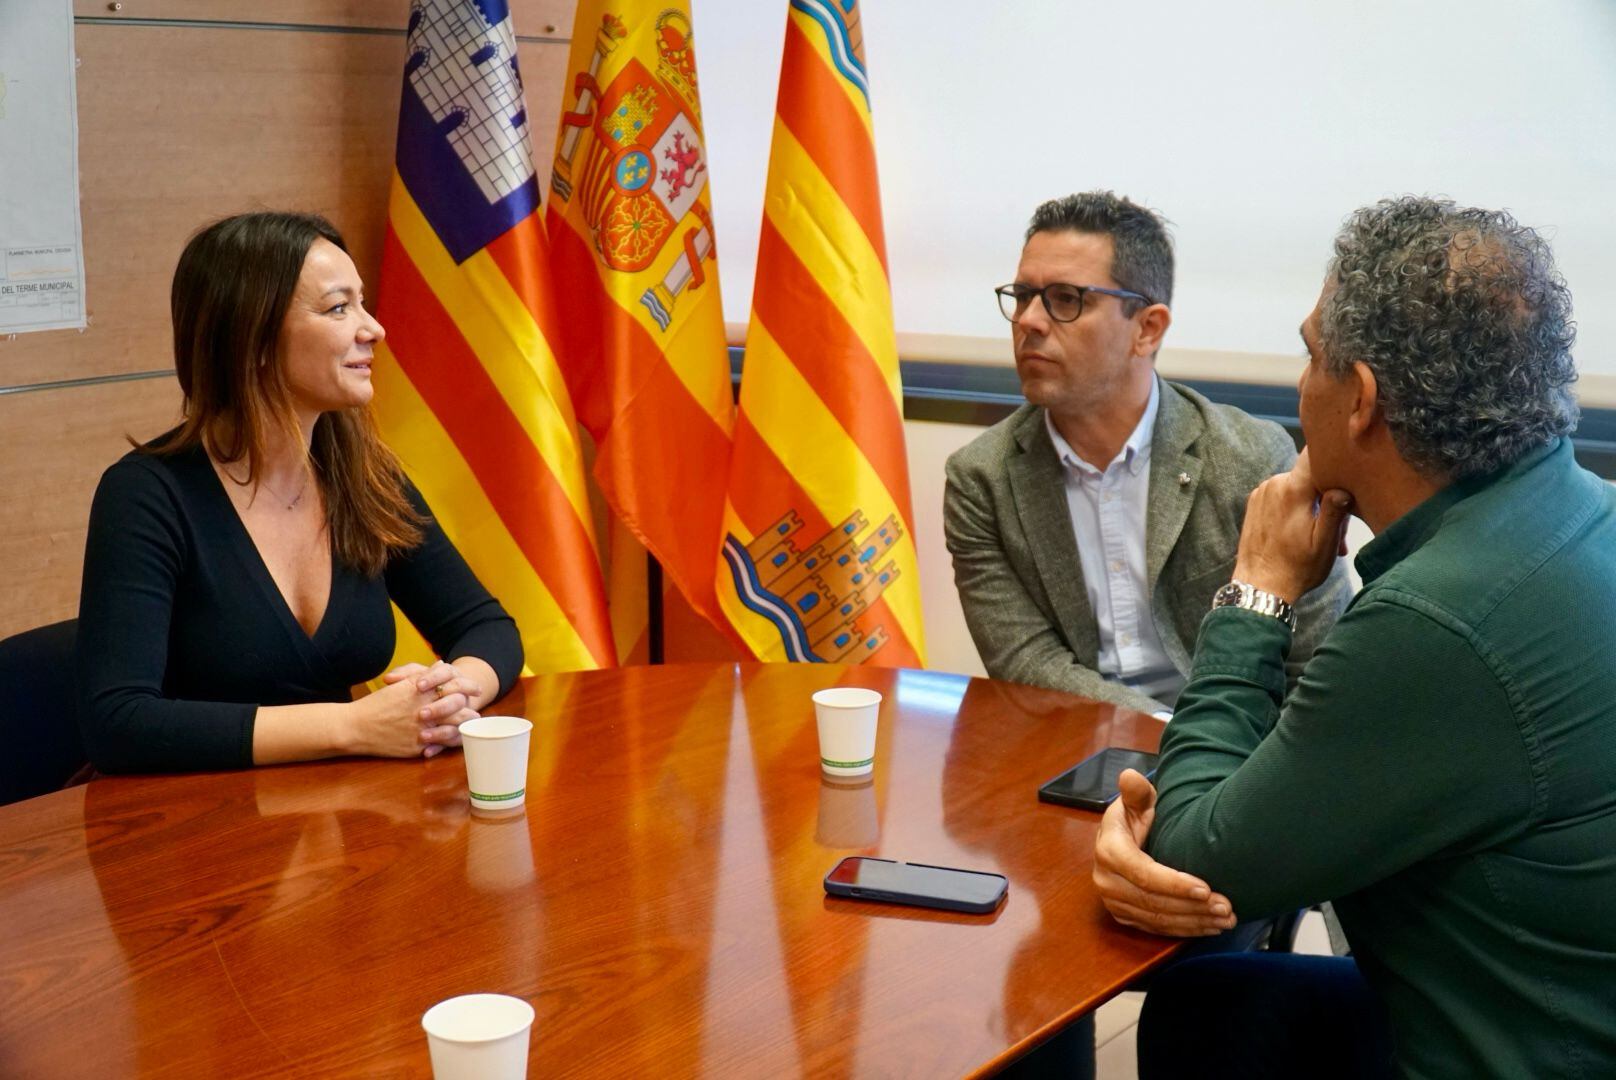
[696,0,1616,382]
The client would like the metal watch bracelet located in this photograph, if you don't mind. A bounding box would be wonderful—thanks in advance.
[1211,579,1298,632]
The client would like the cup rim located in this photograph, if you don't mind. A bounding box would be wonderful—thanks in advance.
[421,993,535,1044]
[459,715,534,741]
[811,687,883,710]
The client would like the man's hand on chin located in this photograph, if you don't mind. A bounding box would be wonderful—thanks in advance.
[1232,448,1353,604]
[1093,768,1238,936]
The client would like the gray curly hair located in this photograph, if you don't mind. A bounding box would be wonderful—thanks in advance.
[1319,196,1578,481]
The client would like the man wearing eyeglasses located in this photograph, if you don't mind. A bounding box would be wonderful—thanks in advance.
[944,191,1350,715]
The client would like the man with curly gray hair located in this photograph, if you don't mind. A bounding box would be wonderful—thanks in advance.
[1091,196,1616,1078]
[1316,199,1579,482]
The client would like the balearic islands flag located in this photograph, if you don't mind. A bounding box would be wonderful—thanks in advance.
[372,0,616,673]
[716,1,926,667]
[546,2,737,640]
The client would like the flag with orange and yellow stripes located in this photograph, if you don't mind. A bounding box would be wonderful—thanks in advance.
[717,1,925,667]
[545,2,738,640]
[372,0,615,674]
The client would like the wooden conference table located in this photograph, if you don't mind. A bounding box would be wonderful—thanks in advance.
[0,663,1177,1077]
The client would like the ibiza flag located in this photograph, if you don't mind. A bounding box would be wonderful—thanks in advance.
[717,1,925,667]
[546,2,738,638]
[372,0,616,673]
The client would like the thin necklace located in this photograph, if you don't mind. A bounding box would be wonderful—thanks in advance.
[263,473,309,511]
[226,466,308,511]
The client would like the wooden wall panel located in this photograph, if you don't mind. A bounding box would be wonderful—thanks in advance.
[1,22,570,389]
[73,1,572,36]
[0,8,574,636]
[0,378,183,638]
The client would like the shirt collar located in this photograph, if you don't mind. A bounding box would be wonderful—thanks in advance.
[1353,437,1564,585]
[1044,376,1160,478]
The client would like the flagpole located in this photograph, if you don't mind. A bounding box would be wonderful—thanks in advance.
[648,554,664,664]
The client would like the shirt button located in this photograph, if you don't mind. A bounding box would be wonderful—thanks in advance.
[1110,560,1124,573]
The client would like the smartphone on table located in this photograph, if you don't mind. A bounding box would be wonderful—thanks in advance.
[1037,747,1159,811]
[823,856,1008,914]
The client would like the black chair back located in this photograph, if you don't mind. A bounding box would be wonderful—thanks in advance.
[0,619,85,807]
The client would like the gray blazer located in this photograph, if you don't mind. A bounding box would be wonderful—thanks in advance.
[943,378,1351,713]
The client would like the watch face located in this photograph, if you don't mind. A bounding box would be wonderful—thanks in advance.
[1213,582,1244,606]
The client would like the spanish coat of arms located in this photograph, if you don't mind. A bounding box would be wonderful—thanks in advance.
[551,11,716,330]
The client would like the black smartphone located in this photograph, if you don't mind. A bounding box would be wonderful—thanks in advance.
[823,856,1008,914]
[1037,747,1160,811]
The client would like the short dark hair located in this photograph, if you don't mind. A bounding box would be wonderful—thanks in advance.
[1320,196,1579,480]
[1025,191,1174,312]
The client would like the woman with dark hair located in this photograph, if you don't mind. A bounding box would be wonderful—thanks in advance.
[76,211,523,773]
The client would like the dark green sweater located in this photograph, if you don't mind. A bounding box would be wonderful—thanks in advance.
[1148,439,1616,1079]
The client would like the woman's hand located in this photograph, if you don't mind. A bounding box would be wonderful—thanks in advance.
[251,662,483,766]
[384,658,500,711]
[347,669,477,759]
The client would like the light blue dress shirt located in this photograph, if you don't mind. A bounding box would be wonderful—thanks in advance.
[1043,377,1185,707]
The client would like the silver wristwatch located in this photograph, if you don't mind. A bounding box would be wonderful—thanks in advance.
[1212,580,1298,631]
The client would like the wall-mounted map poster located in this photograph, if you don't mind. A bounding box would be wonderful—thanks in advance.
[0,0,85,335]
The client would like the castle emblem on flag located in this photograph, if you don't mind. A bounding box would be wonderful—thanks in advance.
[551,11,716,331]
[393,0,542,263]
[405,0,534,205]
[721,510,904,662]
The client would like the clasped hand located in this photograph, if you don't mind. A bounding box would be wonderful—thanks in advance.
[351,660,479,759]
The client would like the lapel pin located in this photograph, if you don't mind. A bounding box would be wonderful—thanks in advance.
[1177,471,1191,487]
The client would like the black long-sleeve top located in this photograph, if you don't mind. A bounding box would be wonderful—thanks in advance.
[76,444,523,773]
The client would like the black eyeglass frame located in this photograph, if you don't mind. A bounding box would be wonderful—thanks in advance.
[993,282,1154,323]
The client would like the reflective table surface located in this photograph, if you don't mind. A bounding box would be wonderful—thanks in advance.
[0,663,1176,1077]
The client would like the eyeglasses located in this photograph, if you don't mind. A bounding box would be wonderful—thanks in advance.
[994,282,1152,324]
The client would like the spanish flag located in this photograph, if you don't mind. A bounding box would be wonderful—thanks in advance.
[717,1,926,667]
[372,0,615,673]
[546,2,737,642]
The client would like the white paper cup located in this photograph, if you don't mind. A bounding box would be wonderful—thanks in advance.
[812,687,882,777]
[421,993,533,1080]
[459,716,533,811]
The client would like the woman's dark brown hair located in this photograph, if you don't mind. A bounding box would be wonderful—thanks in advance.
[148,211,421,574]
